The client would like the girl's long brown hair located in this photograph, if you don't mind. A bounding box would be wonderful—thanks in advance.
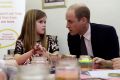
[18,9,47,52]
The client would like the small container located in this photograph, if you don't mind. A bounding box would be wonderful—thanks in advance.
[49,53,60,67]
[49,53,61,74]
[4,57,18,80]
[3,54,14,60]
[17,56,49,80]
[31,56,48,64]
[18,64,49,80]
[55,59,80,80]
[79,55,93,71]
[61,54,76,60]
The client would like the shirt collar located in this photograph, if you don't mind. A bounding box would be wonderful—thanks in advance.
[83,24,91,40]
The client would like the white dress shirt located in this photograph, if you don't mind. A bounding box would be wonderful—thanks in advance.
[82,24,93,56]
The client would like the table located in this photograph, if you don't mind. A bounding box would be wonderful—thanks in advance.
[48,69,120,80]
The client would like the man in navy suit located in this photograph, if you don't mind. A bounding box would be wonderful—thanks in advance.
[66,3,119,59]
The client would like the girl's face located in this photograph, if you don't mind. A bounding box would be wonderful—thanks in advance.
[36,16,46,35]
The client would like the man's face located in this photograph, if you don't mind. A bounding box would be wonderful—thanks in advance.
[66,10,84,35]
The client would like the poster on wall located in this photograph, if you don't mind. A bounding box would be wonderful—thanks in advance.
[42,0,66,9]
[0,0,25,59]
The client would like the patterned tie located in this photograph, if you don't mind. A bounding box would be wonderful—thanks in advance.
[80,36,88,55]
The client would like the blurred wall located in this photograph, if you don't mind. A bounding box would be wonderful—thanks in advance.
[26,0,120,54]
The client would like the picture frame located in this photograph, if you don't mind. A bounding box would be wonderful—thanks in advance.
[42,0,66,9]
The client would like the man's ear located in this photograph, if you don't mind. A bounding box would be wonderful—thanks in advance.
[81,17,88,23]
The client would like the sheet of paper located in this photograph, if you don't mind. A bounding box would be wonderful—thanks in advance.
[88,70,120,79]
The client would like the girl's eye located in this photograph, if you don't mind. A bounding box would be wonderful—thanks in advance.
[39,21,46,24]
[39,21,43,23]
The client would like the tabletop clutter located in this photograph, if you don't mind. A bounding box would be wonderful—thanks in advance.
[1,54,120,80]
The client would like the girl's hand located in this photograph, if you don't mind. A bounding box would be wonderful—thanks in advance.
[33,43,43,55]
[33,43,49,57]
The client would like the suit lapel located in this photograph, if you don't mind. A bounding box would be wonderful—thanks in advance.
[90,23,97,56]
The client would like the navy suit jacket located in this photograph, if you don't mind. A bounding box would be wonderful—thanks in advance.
[68,23,119,60]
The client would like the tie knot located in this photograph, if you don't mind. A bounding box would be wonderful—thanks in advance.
[81,35,84,39]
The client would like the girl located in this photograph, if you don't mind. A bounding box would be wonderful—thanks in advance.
[14,9,59,65]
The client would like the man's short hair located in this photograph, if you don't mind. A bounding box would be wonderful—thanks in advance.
[68,3,90,22]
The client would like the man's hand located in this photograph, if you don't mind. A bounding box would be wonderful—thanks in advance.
[112,58,120,69]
